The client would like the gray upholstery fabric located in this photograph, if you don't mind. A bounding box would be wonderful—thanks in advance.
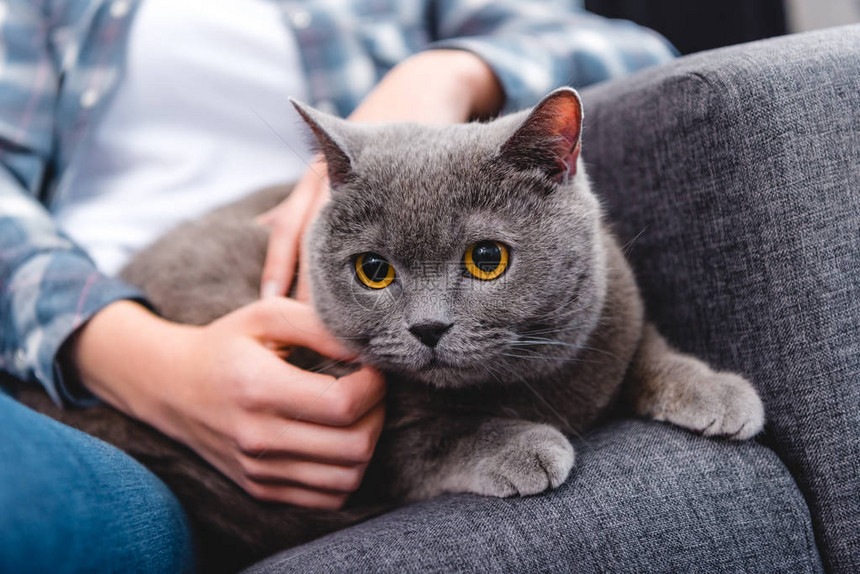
[248,27,857,572]
[580,25,860,572]
[245,420,819,573]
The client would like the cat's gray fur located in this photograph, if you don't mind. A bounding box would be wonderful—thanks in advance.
[18,88,764,572]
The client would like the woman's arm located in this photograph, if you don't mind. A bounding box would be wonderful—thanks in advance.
[69,299,386,508]
[426,0,678,113]
[0,1,143,406]
[0,1,386,507]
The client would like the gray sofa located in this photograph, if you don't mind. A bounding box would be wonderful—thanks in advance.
[246,25,860,573]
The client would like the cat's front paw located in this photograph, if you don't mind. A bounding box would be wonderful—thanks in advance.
[471,424,575,498]
[656,371,764,440]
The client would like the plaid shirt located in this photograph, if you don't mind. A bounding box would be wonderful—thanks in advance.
[0,0,676,406]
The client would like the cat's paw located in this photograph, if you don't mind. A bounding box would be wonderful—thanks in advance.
[655,371,764,440]
[471,424,575,497]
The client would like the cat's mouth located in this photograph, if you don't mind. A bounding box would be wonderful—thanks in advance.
[360,338,492,387]
[420,354,459,372]
[359,347,461,375]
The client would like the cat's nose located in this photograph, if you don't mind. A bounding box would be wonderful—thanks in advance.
[408,321,453,348]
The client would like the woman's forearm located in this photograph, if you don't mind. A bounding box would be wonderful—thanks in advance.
[68,300,194,430]
[66,297,386,508]
[348,49,504,124]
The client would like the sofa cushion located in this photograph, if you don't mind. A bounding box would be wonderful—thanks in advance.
[579,25,860,571]
[244,420,820,573]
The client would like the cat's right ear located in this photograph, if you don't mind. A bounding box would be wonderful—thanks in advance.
[498,87,583,183]
[290,99,357,187]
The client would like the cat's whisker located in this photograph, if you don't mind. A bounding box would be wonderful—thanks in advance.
[520,312,588,332]
[525,294,591,321]
[482,365,590,447]
[513,319,586,338]
[511,338,580,347]
[522,310,583,327]
[250,106,330,186]
[303,359,350,375]
[573,344,622,361]
[508,332,622,362]
[499,350,609,366]
[620,226,648,254]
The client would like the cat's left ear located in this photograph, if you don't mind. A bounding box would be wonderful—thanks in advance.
[290,98,359,187]
[499,87,583,182]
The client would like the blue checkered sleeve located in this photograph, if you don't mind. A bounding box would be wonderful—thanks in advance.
[428,0,678,112]
[0,1,144,406]
[0,0,676,408]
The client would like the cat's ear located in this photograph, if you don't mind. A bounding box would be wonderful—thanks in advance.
[290,98,357,187]
[498,87,583,182]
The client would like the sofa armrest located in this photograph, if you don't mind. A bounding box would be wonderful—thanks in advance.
[580,25,860,572]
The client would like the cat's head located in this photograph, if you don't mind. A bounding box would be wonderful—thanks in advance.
[296,88,607,388]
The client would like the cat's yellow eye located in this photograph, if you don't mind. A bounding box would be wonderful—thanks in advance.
[355,253,395,289]
[464,241,509,281]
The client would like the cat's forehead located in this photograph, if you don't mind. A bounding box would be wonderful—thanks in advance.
[351,123,540,204]
[326,168,545,264]
[355,123,491,173]
[320,121,563,259]
[326,179,477,261]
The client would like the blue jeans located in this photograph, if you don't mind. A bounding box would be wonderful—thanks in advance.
[0,391,195,573]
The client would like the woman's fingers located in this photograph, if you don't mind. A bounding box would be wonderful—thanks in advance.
[241,297,355,360]
[241,350,385,427]
[259,158,328,299]
[258,182,315,298]
[240,457,368,494]
[235,401,386,465]
[294,184,330,303]
[222,297,385,425]
[241,481,351,509]
[259,218,300,299]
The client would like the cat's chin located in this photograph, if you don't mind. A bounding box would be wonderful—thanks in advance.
[356,346,495,388]
[399,358,496,389]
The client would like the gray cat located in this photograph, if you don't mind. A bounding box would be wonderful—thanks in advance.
[19,88,764,573]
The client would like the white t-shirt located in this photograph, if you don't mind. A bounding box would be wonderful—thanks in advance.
[52,0,314,275]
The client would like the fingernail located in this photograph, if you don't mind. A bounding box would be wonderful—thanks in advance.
[261,280,280,299]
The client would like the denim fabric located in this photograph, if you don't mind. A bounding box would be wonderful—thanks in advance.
[0,391,195,573]
[580,25,860,572]
[245,420,820,573]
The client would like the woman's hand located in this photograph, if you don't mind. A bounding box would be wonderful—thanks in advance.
[258,49,504,300]
[71,299,386,509]
[257,156,329,302]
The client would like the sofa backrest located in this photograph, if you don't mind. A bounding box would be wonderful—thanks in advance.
[580,25,860,572]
